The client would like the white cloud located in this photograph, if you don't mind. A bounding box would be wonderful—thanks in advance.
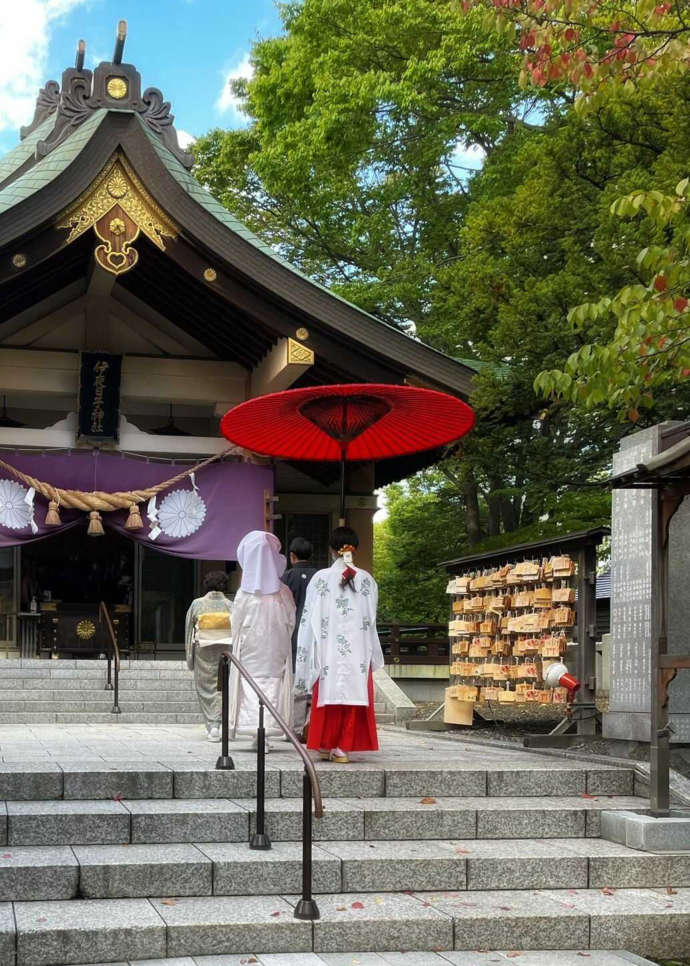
[215,52,253,126]
[451,140,486,172]
[176,129,196,150]
[0,0,88,134]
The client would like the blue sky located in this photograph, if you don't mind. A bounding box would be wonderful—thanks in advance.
[0,0,284,155]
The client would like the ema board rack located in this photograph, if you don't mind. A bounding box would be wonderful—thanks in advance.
[445,555,577,725]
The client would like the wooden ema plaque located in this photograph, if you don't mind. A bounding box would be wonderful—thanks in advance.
[445,554,577,725]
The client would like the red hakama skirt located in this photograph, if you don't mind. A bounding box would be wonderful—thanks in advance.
[307,670,379,753]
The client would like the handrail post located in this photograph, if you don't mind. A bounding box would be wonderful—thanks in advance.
[294,768,320,921]
[250,700,271,850]
[112,654,120,714]
[215,654,235,771]
[99,601,120,713]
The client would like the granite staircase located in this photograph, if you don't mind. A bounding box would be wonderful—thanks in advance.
[0,660,396,725]
[0,730,686,965]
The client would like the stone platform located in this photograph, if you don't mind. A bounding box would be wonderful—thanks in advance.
[0,725,686,965]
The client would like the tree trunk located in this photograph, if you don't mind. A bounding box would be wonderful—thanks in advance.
[487,493,501,537]
[462,474,482,546]
[500,496,517,532]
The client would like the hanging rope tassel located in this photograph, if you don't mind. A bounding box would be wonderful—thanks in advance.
[87,510,105,537]
[45,499,61,527]
[125,502,143,530]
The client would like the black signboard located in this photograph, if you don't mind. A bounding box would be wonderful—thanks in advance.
[78,352,122,441]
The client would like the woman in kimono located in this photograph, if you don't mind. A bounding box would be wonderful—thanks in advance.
[228,530,296,750]
[184,570,233,742]
[295,526,384,763]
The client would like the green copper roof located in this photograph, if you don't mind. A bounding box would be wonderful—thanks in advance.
[0,111,107,216]
[0,115,57,188]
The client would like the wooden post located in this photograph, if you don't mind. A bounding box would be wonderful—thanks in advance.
[575,543,598,735]
[264,489,281,533]
[650,486,670,816]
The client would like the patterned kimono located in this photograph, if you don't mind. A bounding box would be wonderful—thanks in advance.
[184,590,233,732]
[295,556,383,752]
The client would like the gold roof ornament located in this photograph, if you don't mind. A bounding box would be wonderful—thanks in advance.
[56,154,178,275]
[287,338,315,366]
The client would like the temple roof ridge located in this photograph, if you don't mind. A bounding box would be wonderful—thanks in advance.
[19,20,193,171]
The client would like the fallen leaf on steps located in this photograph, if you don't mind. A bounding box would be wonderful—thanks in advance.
[601,887,615,895]
[419,797,437,805]
[113,793,124,801]
[455,848,471,854]
[270,911,283,917]
[335,906,346,911]
[667,886,678,894]
[351,901,365,909]
[506,954,522,959]
[581,793,596,799]
[161,899,177,906]
[576,953,591,958]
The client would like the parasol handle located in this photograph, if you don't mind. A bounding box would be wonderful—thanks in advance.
[339,445,347,525]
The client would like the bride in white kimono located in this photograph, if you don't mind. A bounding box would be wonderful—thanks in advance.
[228,530,295,748]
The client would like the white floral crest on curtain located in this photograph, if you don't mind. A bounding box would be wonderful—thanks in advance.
[0,479,33,530]
[157,487,207,539]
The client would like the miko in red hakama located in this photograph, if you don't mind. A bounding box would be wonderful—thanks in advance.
[306,670,379,753]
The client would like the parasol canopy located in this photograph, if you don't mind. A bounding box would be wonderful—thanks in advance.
[221,383,475,521]
[221,383,474,461]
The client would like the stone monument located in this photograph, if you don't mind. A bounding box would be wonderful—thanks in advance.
[604,421,690,742]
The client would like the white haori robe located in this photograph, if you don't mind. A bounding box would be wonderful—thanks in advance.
[227,584,296,737]
[295,556,384,708]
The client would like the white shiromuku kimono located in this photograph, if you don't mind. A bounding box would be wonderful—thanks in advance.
[295,556,384,707]
[228,531,296,738]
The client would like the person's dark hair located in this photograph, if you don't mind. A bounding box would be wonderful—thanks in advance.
[329,526,359,552]
[203,570,228,593]
[289,537,313,561]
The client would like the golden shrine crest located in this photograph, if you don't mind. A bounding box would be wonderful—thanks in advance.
[56,154,178,276]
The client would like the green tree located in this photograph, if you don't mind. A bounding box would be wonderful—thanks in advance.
[193,0,690,616]
[373,474,468,623]
[465,0,690,417]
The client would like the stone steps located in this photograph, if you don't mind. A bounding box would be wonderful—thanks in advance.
[0,795,645,846]
[0,665,394,725]
[2,888,689,963]
[0,727,671,964]
[0,759,636,800]
[2,838,690,902]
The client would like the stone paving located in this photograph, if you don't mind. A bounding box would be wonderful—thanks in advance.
[0,724,685,965]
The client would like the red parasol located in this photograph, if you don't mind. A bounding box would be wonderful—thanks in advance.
[221,383,474,521]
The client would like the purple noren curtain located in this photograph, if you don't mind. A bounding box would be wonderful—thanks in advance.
[0,451,274,560]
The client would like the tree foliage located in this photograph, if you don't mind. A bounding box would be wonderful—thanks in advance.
[194,0,690,617]
[467,0,690,416]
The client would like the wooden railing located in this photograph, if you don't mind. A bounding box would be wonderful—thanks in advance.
[378,622,449,666]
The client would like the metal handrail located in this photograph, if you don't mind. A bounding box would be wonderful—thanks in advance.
[216,650,323,817]
[99,601,121,715]
[216,650,322,921]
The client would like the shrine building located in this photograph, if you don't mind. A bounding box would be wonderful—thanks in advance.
[0,25,472,660]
